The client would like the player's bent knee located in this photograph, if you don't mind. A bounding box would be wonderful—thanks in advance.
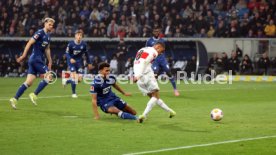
[24,81,32,87]
[107,106,120,114]
[151,90,160,99]
[131,110,137,115]
[125,106,137,115]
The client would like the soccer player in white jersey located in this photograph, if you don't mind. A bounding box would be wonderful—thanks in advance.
[133,42,176,123]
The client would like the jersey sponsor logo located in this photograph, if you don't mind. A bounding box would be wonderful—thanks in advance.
[73,50,81,55]
[103,86,111,94]
[42,41,49,47]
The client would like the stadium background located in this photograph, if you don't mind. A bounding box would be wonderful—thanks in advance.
[1,1,276,155]
[0,0,276,78]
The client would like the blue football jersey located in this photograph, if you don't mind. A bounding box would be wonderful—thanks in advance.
[29,29,51,62]
[145,37,165,47]
[65,41,91,64]
[90,75,118,106]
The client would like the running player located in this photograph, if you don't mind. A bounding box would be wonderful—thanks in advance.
[9,18,55,109]
[63,30,92,98]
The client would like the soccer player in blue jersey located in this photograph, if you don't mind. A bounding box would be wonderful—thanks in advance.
[90,62,137,120]
[63,30,92,98]
[146,27,180,96]
[9,18,55,109]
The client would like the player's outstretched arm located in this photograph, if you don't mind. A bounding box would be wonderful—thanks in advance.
[113,83,131,96]
[45,44,52,70]
[17,38,36,63]
[91,94,100,120]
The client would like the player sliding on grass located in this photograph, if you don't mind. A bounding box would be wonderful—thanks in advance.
[133,42,176,123]
[9,18,55,109]
[63,29,93,98]
[91,62,137,120]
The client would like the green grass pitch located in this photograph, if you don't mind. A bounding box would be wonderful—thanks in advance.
[0,78,276,155]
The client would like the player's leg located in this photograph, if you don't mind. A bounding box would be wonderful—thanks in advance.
[114,98,137,120]
[30,62,51,105]
[105,99,137,120]
[137,73,160,122]
[160,60,179,96]
[154,91,176,118]
[69,72,78,98]
[107,106,136,120]
[64,64,78,97]
[123,105,137,115]
[10,74,36,109]
[70,66,84,98]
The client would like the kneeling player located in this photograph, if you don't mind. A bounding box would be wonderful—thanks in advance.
[91,62,137,120]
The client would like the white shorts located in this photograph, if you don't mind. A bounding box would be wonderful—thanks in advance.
[137,71,159,95]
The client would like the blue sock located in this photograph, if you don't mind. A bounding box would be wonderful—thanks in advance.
[169,77,177,90]
[34,80,48,95]
[119,111,137,120]
[14,83,28,100]
[66,79,72,84]
[71,81,76,94]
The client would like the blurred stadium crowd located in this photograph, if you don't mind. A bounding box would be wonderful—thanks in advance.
[1,41,276,78]
[0,0,275,38]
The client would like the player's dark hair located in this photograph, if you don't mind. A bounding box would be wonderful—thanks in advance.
[154,41,165,49]
[98,62,110,70]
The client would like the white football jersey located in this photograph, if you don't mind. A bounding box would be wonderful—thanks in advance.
[133,47,158,78]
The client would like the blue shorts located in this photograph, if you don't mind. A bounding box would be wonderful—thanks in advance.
[28,59,48,75]
[99,97,127,113]
[68,62,84,74]
[152,54,170,74]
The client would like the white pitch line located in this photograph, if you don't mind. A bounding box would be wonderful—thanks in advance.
[62,116,78,118]
[123,135,276,155]
[0,85,274,101]
[0,88,235,101]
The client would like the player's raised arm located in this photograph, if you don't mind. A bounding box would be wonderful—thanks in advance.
[112,83,131,96]
[45,44,52,70]
[17,38,36,63]
[91,93,100,120]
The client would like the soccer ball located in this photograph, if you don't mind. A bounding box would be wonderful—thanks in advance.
[210,108,223,121]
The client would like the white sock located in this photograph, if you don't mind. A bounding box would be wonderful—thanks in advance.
[156,99,173,112]
[142,97,157,117]
[118,111,123,117]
